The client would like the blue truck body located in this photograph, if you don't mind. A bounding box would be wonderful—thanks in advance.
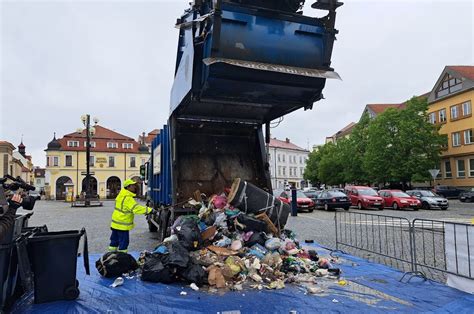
[146,0,342,237]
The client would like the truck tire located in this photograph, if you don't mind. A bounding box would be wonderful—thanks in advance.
[148,220,158,232]
[158,209,171,242]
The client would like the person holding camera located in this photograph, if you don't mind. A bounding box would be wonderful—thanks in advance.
[0,194,23,240]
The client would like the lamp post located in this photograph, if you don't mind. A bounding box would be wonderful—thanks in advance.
[79,114,98,206]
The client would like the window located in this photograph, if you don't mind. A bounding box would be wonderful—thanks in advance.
[141,158,147,166]
[300,168,304,176]
[462,101,472,116]
[107,142,118,149]
[289,168,292,176]
[278,166,281,176]
[464,129,473,144]
[436,74,462,98]
[53,156,59,167]
[444,160,452,178]
[451,105,459,120]
[122,143,133,149]
[89,156,95,167]
[282,167,286,176]
[469,159,474,177]
[457,159,465,178]
[130,156,136,168]
[36,179,41,184]
[428,112,436,124]
[282,155,286,162]
[84,141,96,148]
[299,156,303,164]
[67,141,79,147]
[452,132,461,147]
[277,154,281,162]
[109,156,115,167]
[65,155,73,167]
[46,156,49,167]
[439,109,447,122]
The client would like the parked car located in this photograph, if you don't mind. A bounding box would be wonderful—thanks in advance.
[406,190,449,210]
[278,190,315,213]
[379,190,421,211]
[314,190,350,211]
[303,190,321,203]
[459,188,474,202]
[433,185,463,198]
[345,186,384,210]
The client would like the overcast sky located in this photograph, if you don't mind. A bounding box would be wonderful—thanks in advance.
[1,0,472,167]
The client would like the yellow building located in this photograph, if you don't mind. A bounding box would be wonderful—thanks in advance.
[45,125,150,200]
[427,66,474,188]
[0,141,34,183]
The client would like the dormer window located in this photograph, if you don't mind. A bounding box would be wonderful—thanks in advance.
[84,141,96,148]
[107,142,118,149]
[67,141,79,147]
[436,74,462,99]
[122,143,133,149]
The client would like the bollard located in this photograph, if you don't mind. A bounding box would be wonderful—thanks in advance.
[291,188,298,217]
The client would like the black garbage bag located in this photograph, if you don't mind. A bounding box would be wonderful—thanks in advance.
[141,253,177,283]
[245,232,267,247]
[96,252,138,278]
[174,220,203,251]
[237,214,267,233]
[161,241,190,268]
[181,262,208,286]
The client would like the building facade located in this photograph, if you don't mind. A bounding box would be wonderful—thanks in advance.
[268,138,309,190]
[427,66,474,188]
[325,122,357,144]
[33,167,46,193]
[45,125,150,200]
[0,141,34,183]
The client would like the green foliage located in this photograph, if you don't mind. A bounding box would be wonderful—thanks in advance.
[304,97,446,186]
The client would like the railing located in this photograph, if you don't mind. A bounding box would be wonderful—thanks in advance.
[335,212,474,284]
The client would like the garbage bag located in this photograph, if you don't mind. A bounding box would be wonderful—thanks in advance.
[236,214,267,233]
[141,253,177,283]
[174,219,203,251]
[181,262,208,286]
[245,232,267,247]
[95,252,138,278]
[161,241,190,267]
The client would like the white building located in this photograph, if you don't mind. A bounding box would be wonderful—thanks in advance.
[268,138,310,190]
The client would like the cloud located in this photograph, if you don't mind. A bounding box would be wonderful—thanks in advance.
[1,0,472,166]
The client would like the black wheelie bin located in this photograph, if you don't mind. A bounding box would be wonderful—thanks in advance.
[27,228,90,303]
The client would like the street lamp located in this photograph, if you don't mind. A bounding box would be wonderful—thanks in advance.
[78,114,98,206]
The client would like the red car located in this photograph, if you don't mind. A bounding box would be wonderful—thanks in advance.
[278,190,315,213]
[345,186,384,210]
[378,190,420,211]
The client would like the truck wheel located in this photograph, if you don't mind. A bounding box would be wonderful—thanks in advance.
[158,209,170,242]
[148,220,158,232]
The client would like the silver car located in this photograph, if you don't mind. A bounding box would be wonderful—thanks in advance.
[406,190,448,210]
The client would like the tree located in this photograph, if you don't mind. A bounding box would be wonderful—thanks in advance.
[342,114,370,184]
[363,96,446,187]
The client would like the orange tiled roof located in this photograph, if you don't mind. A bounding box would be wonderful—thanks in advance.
[447,66,474,81]
[269,138,308,152]
[57,125,145,153]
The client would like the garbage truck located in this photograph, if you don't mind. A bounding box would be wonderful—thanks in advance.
[143,0,342,240]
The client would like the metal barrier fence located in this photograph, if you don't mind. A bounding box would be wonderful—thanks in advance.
[335,212,474,283]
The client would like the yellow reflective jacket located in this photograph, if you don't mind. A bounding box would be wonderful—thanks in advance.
[111,188,151,231]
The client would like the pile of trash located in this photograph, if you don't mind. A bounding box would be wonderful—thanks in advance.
[133,179,342,292]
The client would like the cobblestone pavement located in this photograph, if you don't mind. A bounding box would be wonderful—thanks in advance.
[21,199,473,256]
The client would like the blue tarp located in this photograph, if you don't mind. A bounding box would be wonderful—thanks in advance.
[12,244,474,313]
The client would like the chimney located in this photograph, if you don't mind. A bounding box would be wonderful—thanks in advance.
[285,138,290,143]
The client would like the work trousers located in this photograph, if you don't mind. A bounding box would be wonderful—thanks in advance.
[109,228,130,253]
